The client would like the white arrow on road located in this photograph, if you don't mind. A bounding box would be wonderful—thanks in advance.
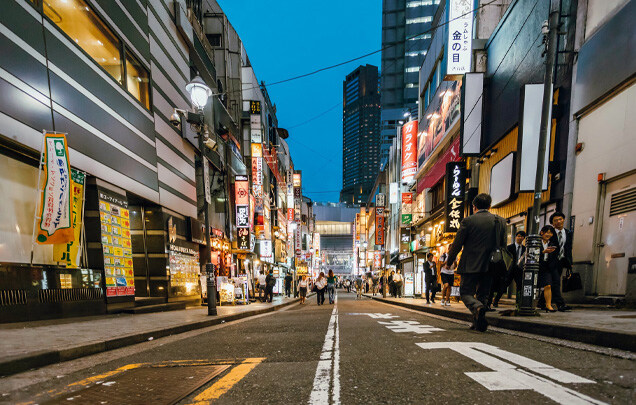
[416,342,606,405]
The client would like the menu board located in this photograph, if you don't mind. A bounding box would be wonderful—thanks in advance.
[99,197,134,297]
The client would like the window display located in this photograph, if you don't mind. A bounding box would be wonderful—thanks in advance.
[99,195,134,297]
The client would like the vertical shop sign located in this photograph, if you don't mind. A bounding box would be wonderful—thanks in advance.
[294,226,302,258]
[401,121,418,183]
[203,159,211,204]
[373,251,382,269]
[53,169,85,267]
[37,133,73,244]
[444,162,466,233]
[375,207,385,245]
[235,175,251,249]
[446,0,474,78]
[401,193,413,226]
[400,228,411,253]
[99,190,134,297]
[376,193,386,207]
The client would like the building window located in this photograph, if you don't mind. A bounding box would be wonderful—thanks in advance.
[406,16,432,24]
[206,33,222,47]
[43,0,151,109]
[126,51,150,109]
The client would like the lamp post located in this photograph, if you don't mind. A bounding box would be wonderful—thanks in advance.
[177,75,217,315]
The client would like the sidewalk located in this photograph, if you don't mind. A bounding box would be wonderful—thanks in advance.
[0,296,301,377]
[364,295,636,352]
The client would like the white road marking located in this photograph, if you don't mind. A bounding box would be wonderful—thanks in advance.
[378,320,445,334]
[309,299,340,404]
[417,342,606,405]
[346,313,399,319]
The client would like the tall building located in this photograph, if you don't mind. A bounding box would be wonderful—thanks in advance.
[340,65,381,204]
[380,0,438,164]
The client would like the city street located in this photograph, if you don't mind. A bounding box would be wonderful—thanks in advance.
[2,291,634,404]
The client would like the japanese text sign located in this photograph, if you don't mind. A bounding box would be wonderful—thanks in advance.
[401,121,418,183]
[444,162,466,233]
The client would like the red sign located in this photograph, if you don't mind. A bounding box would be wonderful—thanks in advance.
[287,208,294,221]
[401,121,418,182]
[401,193,413,204]
[235,176,249,205]
[373,251,382,268]
[375,207,385,245]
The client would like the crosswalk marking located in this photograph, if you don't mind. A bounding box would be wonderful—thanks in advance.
[378,320,445,334]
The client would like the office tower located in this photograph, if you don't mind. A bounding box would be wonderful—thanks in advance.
[380,0,438,165]
[340,65,381,204]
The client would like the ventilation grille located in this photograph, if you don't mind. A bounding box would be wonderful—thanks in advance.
[38,288,103,304]
[610,187,636,216]
[0,290,28,306]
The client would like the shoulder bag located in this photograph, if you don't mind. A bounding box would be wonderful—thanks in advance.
[490,217,513,271]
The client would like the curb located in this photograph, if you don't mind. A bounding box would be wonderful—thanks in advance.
[0,298,301,378]
[366,295,636,352]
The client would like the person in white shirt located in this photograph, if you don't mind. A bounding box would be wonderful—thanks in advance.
[440,255,456,306]
[257,271,267,302]
[297,275,309,304]
[315,272,327,305]
[393,270,403,298]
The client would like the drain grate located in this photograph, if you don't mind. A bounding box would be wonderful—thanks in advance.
[44,364,229,405]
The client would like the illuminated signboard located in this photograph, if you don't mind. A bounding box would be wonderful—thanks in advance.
[444,162,466,233]
[446,0,474,78]
[401,121,418,183]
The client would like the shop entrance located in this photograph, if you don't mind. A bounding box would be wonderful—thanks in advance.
[595,173,636,296]
[128,200,165,299]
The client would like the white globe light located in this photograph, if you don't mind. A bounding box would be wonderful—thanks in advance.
[185,76,212,109]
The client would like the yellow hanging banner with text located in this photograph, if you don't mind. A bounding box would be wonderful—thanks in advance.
[37,133,74,244]
[53,170,85,267]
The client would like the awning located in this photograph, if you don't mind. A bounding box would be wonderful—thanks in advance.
[417,137,460,193]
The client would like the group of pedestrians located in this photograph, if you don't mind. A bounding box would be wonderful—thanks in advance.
[444,193,573,332]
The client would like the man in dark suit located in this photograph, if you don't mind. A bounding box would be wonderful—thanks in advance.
[423,253,437,304]
[548,212,573,311]
[444,193,506,332]
[491,231,526,308]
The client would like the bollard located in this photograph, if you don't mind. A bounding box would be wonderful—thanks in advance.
[518,234,542,316]
[206,263,217,316]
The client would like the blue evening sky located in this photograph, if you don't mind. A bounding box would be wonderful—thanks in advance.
[217,0,382,203]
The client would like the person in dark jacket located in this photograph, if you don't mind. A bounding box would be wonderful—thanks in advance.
[264,270,276,303]
[538,225,559,312]
[284,273,293,298]
[548,212,573,311]
[444,193,506,332]
[490,231,526,308]
[423,253,437,304]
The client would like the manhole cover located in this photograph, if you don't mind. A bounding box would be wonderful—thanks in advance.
[44,364,229,405]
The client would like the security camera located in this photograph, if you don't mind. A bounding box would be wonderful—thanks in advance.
[169,110,181,127]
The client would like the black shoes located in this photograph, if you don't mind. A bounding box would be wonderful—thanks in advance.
[559,305,573,311]
[475,307,488,332]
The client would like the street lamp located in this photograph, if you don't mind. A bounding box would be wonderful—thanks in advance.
[174,75,217,315]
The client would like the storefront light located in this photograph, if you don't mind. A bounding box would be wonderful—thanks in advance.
[428,226,433,231]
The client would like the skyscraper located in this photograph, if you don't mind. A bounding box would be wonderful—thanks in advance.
[380,0,438,165]
[340,65,381,204]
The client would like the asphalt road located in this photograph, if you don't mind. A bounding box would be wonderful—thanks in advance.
[2,291,634,404]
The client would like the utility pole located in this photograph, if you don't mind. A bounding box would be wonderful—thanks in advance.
[518,0,560,316]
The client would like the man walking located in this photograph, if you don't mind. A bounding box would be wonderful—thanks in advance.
[548,212,573,311]
[284,272,293,298]
[444,194,506,332]
[264,269,275,303]
[257,271,267,302]
[393,270,403,298]
[424,253,437,304]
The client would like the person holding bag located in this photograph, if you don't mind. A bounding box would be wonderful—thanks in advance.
[315,272,327,305]
[444,194,506,332]
[298,275,308,304]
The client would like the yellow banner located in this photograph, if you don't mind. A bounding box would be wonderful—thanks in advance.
[37,133,74,244]
[53,170,85,267]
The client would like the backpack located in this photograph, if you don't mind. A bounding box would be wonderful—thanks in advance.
[266,274,276,287]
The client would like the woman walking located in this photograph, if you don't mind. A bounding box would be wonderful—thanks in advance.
[326,269,337,304]
[440,258,456,306]
[315,272,327,305]
[298,275,309,304]
[538,225,559,312]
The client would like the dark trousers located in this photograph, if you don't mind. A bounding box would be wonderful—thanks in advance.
[487,267,507,307]
[265,286,273,302]
[394,281,403,298]
[425,274,436,302]
[494,266,522,305]
[460,272,493,314]
[316,288,325,305]
[285,285,291,297]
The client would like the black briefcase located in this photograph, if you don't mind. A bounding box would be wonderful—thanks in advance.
[562,270,583,293]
